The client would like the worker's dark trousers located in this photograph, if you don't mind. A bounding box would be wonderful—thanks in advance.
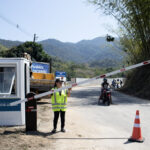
[53,111,65,129]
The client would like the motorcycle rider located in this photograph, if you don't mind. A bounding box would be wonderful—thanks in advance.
[102,78,109,89]
[112,79,116,89]
[116,79,120,88]
[100,78,109,99]
[99,78,112,104]
[120,80,123,87]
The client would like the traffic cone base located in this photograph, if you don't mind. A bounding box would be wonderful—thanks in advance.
[128,110,144,143]
[128,137,144,143]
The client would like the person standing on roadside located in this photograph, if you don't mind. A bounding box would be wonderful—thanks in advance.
[51,79,71,133]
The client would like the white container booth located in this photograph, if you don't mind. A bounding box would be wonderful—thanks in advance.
[0,58,30,126]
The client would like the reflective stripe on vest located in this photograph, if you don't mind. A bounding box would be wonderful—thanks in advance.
[64,90,67,105]
[53,107,67,110]
[52,103,66,105]
[64,96,67,105]
[54,92,57,103]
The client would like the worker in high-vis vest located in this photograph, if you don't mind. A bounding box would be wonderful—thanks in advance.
[51,79,71,133]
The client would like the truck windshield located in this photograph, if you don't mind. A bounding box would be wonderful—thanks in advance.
[0,67,16,97]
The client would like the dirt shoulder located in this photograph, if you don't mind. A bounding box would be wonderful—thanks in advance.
[0,96,97,150]
[0,98,54,150]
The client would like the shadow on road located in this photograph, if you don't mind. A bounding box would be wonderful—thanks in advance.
[0,129,60,137]
[70,88,150,106]
[124,140,134,144]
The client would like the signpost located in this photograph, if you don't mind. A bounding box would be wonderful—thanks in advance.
[31,62,50,73]
[55,71,67,82]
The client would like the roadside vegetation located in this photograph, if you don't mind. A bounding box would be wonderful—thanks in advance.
[89,0,150,99]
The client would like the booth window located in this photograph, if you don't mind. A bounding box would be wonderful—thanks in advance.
[0,67,17,97]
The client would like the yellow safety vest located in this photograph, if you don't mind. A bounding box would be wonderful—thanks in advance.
[51,88,67,112]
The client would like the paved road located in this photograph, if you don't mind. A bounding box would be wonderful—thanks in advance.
[47,86,150,150]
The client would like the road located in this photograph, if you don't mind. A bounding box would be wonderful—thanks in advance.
[1,85,150,150]
[38,85,150,150]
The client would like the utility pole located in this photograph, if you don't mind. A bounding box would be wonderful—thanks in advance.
[32,34,38,65]
[50,58,52,73]
[33,34,38,43]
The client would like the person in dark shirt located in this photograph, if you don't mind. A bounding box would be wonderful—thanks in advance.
[100,78,112,99]
[99,78,112,104]
[101,78,109,89]
[100,78,109,99]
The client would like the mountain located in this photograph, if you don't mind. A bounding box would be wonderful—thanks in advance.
[0,39,22,48]
[39,37,125,66]
[0,37,125,67]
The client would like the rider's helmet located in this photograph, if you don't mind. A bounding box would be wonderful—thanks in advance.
[103,78,107,82]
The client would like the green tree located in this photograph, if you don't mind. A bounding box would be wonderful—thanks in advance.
[0,44,8,57]
[89,0,150,98]
[89,0,150,63]
[1,41,51,62]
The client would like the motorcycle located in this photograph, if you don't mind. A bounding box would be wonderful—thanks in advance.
[98,88,112,106]
[111,83,116,90]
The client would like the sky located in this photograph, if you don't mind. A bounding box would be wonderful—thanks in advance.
[0,0,118,43]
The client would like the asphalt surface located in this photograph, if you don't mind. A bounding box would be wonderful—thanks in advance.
[48,85,150,150]
[1,85,149,150]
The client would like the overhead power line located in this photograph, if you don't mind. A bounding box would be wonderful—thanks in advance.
[0,13,33,38]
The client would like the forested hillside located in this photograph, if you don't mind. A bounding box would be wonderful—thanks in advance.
[0,41,116,79]
[0,37,125,68]
[0,44,8,51]
[40,37,124,66]
[90,0,150,99]
[0,39,22,48]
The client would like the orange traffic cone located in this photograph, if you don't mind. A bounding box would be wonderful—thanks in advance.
[128,110,144,142]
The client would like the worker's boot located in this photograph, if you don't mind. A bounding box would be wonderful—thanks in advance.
[61,128,66,132]
[51,129,56,133]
